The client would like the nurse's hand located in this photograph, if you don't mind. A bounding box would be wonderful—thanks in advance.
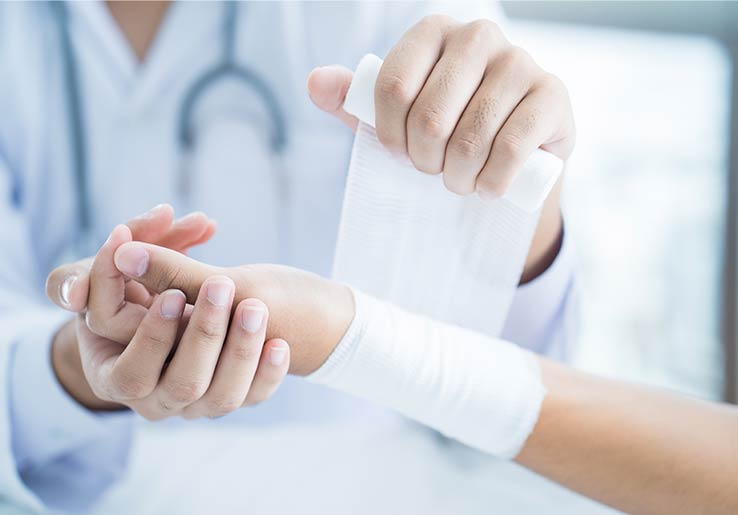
[46,203,216,313]
[50,224,290,416]
[307,15,571,283]
[307,15,575,197]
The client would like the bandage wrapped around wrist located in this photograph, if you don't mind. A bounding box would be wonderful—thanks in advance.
[309,289,546,458]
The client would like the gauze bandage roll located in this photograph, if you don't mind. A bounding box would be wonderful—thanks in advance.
[334,54,563,336]
[309,55,554,458]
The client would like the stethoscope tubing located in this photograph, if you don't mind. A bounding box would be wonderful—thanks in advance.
[52,0,289,255]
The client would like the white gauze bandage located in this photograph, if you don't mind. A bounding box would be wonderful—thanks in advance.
[310,55,560,458]
[334,54,562,336]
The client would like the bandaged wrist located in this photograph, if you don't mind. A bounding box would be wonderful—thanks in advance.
[308,288,546,459]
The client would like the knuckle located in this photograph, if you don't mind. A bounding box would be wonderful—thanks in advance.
[496,131,526,160]
[411,108,449,141]
[451,133,487,161]
[464,19,501,47]
[110,368,152,400]
[206,397,241,417]
[376,74,413,107]
[163,377,208,405]
[139,330,173,354]
[500,46,534,72]
[538,72,565,93]
[418,14,454,31]
[230,342,261,363]
[194,316,226,341]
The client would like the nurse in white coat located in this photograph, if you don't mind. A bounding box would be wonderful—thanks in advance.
[0,1,576,512]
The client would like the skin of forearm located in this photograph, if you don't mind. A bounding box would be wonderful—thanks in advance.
[520,178,564,284]
[516,358,738,515]
[52,319,125,411]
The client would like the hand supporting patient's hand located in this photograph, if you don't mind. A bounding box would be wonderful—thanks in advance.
[73,226,289,418]
[113,241,355,376]
[46,206,290,417]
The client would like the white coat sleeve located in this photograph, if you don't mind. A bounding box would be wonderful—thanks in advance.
[0,155,134,513]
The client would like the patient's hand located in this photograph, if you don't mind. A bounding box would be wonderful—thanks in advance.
[113,241,356,376]
[46,206,290,418]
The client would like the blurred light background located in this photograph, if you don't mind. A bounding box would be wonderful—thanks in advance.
[504,1,736,401]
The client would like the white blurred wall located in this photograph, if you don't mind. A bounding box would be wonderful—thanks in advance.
[509,21,731,399]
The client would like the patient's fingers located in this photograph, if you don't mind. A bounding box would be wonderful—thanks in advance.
[46,257,93,311]
[149,276,234,417]
[114,241,221,302]
[242,338,290,406]
[86,225,147,343]
[181,299,269,419]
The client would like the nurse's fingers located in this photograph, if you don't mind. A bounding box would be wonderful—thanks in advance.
[182,219,218,253]
[105,290,186,403]
[114,241,222,302]
[242,339,290,407]
[374,15,459,155]
[149,276,234,417]
[86,225,147,343]
[442,51,532,195]
[307,65,358,130]
[128,204,215,252]
[126,204,175,243]
[156,212,212,252]
[46,257,93,312]
[404,22,494,175]
[477,78,569,198]
[181,299,268,419]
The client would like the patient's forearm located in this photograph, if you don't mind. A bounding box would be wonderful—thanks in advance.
[517,359,738,515]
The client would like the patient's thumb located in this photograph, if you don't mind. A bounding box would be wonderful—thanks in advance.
[307,65,358,131]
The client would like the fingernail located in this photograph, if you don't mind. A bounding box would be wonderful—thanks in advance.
[59,275,77,307]
[160,290,186,319]
[240,306,264,333]
[478,189,499,201]
[269,344,288,366]
[115,245,149,277]
[206,280,233,307]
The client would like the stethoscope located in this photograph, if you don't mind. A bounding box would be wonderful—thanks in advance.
[52,1,289,255]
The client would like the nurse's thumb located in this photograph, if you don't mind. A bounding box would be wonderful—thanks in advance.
[307,65,359,131]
